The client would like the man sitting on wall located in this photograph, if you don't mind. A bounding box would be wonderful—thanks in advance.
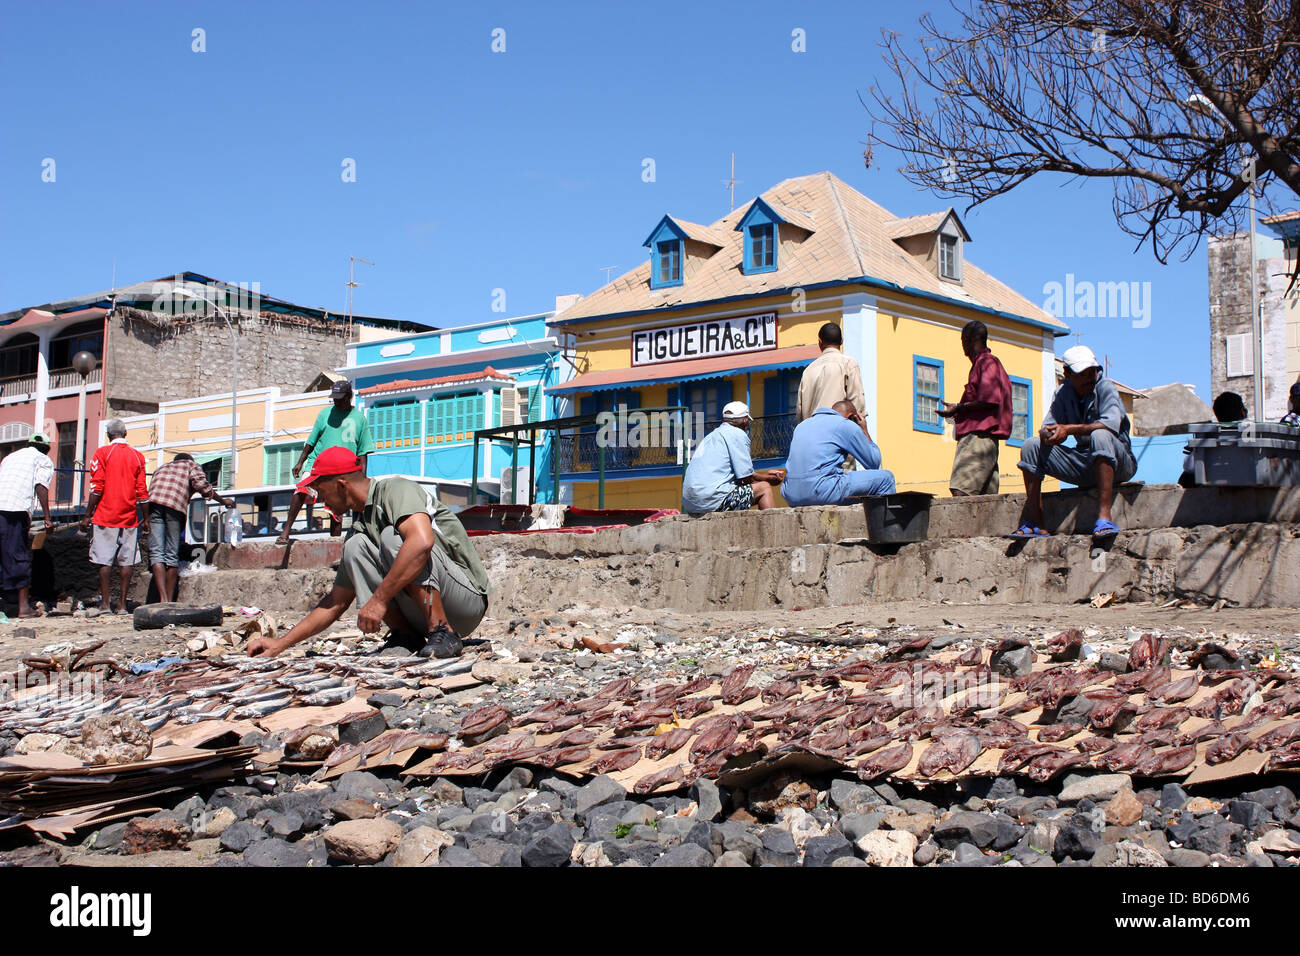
[1013,345,1134,537]
[781,400,896,506]
[248,448,490,660]
[681,402,784,514]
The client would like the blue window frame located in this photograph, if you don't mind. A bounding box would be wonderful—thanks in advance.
[762,370,800,416]
[749,223,774,270]
[370,398,422,449]
[643,217,686,290]
[657,240,681,285]
[737,201,780,275]
[669,381,730,423]
[913,356,944,434]
[1008,376,1032,447]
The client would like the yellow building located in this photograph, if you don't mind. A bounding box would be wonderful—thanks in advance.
[550,172,1067,508]
[119,385,331,491]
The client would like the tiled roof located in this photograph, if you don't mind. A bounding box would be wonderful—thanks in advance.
[555,172,1064,329]
[359,366,515,396]
[885,211,948,239]
[1261,211,1300,224]
[670,218,732,248]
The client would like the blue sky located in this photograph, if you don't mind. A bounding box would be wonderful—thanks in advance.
[0,0,1254,399]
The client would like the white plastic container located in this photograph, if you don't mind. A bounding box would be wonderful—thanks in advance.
[224,507,243,547]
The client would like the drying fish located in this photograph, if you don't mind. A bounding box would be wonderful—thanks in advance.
[720,664,757,705]
[1098,742,1152,772]
[1047,628,1085,662]
[761,679,799,703]
[956,647,982,666]
[1128,632,1169,671]
[1206,731,1253,764]
[645,727,693,760]
[918,732,981,777]
[591,747,642,774]
[300,686,355,706]
[857,742,913,780]
[1135,745,1196,776]
[1137,707,1189,733]
[1255,720,1300,749]
[1023,749,1088,782]
[1175,721,1229,747]
[1076,735,1117,756]
[633,763,684,795]
[178,703,235,724]
[1145,673,1199,704]
[689,716,742,762]
[516,700,571,725]
[530,745,590,769]
[234,698,293,718]
[461,704,513,738]
[539,715,585,734]
[1036,722,1084,743]
[997,742,1059,776]
[674,697,714,719]
[552,729,597,748]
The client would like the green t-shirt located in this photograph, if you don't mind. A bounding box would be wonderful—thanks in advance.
[306,405,373,466]
[334,476,491,597]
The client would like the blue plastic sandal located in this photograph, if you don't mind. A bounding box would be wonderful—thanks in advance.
[1093,518,1120,537]
[1008,524,1050,539]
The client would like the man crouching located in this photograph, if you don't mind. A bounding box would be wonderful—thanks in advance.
[248,447,490,659]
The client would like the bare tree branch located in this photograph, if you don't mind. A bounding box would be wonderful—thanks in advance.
[865,0,1300,273]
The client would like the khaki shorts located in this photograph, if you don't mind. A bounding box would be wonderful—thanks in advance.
[90,525,141,567]
[950,433,1000,496]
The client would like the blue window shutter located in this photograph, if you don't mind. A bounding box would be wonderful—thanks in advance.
[764,375,781,416]
[912,356,944,434]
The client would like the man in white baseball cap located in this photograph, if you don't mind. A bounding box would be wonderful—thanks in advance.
[680,401,785,514]
[1012,344,1135,539]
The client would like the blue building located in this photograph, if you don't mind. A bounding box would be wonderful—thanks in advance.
[343,310,572,506]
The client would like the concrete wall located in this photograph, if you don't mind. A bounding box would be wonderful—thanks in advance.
[182,484,1300,613]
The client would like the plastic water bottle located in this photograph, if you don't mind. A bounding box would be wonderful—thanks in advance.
[225,507,243,547]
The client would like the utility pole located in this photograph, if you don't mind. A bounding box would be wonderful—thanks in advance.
[722,153,740,212]
[346,256,374,342]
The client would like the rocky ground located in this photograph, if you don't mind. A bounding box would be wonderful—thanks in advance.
[3,599,1300,867]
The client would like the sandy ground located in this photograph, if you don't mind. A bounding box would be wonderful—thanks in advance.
[3,598,1297,676]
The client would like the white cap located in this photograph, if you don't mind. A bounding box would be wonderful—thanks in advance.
[1062,345,1101,374]
[722,401,750,419]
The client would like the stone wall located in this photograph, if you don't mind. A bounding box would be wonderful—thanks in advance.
[1207,233,1293,418]
[103,309,348,415]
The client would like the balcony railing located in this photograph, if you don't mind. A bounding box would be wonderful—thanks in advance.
[557,413,795,475]
[0,373,37,400]
[49,365,102,390]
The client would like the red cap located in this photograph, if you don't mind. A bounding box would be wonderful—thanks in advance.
[296,446,363,493]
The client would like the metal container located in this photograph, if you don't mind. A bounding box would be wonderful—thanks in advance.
[1187,422,1300,487]
[861,492,934,543]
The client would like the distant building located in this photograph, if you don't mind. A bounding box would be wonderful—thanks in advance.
[0,272,422,509]
[343,309,572,507]
[1208,213,1300,420]
[549,171,1067,507]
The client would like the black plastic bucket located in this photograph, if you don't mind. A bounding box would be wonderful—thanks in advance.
[862,492,934,544]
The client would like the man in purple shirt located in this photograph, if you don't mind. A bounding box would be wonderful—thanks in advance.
[937,321,1012,496]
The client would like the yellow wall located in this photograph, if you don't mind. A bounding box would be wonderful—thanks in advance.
[120,390,330,490]
[561,285,1058,509]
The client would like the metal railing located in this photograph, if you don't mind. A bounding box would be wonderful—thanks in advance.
[49,365,102,390]
[0,373,37,400]
[556,412,795,474]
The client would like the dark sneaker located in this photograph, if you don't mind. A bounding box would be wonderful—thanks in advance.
[418,623,463,659]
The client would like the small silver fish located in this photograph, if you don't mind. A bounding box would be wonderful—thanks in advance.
[176,703,234,724]
[301,685,356,706]
[234,698,294,718]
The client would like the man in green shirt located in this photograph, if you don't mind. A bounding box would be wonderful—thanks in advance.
[277,379,373,545]
[249,447,490,659]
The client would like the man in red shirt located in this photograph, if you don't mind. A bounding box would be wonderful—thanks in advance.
[937,321,1013,496]
[79,419,149,614]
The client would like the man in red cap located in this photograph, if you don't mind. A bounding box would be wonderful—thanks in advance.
[247,447,490,659]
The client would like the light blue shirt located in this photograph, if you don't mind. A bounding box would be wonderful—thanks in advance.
[1043,375,1131,452]
[681,422,754,514]
[782,408,882,506]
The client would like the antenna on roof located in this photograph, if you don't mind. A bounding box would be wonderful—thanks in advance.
[346,255,374,342]
[599,266,619,285]
[723,153,740,212]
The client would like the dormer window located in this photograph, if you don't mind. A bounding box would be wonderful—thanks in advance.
[939,234,960,280]
[656,240,682,286]
[749,223,774,271]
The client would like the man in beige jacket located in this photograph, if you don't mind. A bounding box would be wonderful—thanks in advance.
[797,323,865,422]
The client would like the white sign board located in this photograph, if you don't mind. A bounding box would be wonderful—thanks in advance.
[631,312,777,367]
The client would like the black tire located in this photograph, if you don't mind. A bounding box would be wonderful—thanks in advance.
[132,602,224,631]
